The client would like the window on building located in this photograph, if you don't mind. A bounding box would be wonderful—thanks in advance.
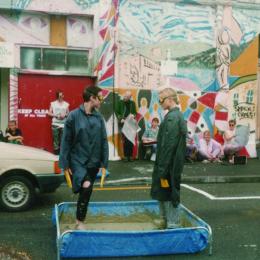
[20,47,89,73]
[233,93,239,107]
[246,90,254,104]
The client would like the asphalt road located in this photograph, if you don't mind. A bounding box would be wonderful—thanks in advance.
[1,183,260,260]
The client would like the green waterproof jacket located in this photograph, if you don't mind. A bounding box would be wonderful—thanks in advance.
[115,99,137,123]
[151,107,187,206]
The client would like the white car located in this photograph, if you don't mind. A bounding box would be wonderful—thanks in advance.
[0,142,64,212]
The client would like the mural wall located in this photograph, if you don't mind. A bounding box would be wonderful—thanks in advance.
[115,0,260,157]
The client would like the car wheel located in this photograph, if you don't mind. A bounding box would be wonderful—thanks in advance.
[0,176,35,212]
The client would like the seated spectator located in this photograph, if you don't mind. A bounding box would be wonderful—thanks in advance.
[223,119,242,163]
[142,117,159,160]
[5,120,23,145]
[185,133,198,163]
[198,130,222,163]
[0,130,6,142]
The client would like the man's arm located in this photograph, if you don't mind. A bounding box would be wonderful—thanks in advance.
[156,116,183,178]
[59,113,74,169]
[47,103,55,118]
[101,118,109,168]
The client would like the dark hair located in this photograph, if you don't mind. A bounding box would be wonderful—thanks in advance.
[56,90,63,99]
[229,119,236,125]
[83,86,102,102]
[8,120,16,125]
[152,117,159,123]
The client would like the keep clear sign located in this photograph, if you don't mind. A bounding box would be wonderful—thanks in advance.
[18,109,49,118]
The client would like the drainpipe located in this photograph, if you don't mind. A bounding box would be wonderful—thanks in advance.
[256,35,260,147]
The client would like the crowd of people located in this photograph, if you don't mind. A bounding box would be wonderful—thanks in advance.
[0,85,247,230]
[186,119,244,164]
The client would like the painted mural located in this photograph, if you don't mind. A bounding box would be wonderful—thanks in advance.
[116,0,260,157]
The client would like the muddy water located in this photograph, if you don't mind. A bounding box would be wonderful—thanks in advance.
[59,211,195,233]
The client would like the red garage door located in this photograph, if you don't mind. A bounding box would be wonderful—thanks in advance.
[18,74,95,153]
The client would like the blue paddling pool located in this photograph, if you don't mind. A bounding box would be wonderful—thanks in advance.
[53,200,212,259]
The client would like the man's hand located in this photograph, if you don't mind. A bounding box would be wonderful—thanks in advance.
[160,178,170,188]
[100,168,106,188]
[129,114,135,119]
[64,168,72,188]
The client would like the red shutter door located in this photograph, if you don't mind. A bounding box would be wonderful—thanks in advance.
[18,74,95,153]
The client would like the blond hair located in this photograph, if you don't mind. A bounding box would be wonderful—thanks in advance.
[203,130,211,137]
[159,88,179,104]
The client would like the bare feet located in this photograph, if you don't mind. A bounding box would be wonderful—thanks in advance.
[75,220,87,230]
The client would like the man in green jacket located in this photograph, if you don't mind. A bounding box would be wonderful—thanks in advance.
[151,88,187,229]
[116,91,137,161]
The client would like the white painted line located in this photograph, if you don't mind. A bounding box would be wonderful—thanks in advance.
[181,184,260,200]
[99,177,151,184]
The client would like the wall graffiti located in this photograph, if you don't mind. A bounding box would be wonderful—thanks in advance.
[234,103,256,120]
[117,0,260,157]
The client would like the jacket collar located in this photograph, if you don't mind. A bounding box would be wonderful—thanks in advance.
[79,104,100,117]
[168,106,179,113]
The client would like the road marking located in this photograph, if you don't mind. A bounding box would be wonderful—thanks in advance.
[94,186,150,191]
[100,177,151,184]
[95,178,260,200]
[181,184,260,200]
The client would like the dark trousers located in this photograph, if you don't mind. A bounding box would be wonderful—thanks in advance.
[122,134,133,158]
[76,167,99,221]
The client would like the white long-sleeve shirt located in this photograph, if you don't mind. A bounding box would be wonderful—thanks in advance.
[198,138,222,159]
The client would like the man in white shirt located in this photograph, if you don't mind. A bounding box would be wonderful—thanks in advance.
[223,119,242,163]
[198,130,222,163]
[48,91,69,154]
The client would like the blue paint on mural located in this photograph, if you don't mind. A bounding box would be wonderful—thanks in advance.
[233,8,260,44]
[13,0,31,9]
[203,108,214,134]
[119,1,215,46]
[99,78,113,87]
[74,0,99,9]
[183,107,193,121]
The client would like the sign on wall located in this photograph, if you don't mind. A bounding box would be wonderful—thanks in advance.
[0,42,14,68]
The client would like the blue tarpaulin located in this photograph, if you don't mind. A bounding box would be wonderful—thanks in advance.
[53,201,212,259]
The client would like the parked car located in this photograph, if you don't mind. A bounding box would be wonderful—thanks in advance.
[0,142,64,212]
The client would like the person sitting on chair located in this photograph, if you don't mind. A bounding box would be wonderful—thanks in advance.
[142,117,159,160]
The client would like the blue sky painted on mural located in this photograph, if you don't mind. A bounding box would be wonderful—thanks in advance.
[233,8,260,44]
[119,1,215,46]
[13,0,31,9]
[74,0,99,9]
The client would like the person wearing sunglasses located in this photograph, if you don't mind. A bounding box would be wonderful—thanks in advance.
[151,88,187,229]
[59,86,108,230]
[223,119,241,163]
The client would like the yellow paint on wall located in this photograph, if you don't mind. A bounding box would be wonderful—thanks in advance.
[230,36,259,77]
[197,102,206,113]
[179,95,189,111]
[214,104,225,111]
[50,16,66,47]
[108,134,123,158]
